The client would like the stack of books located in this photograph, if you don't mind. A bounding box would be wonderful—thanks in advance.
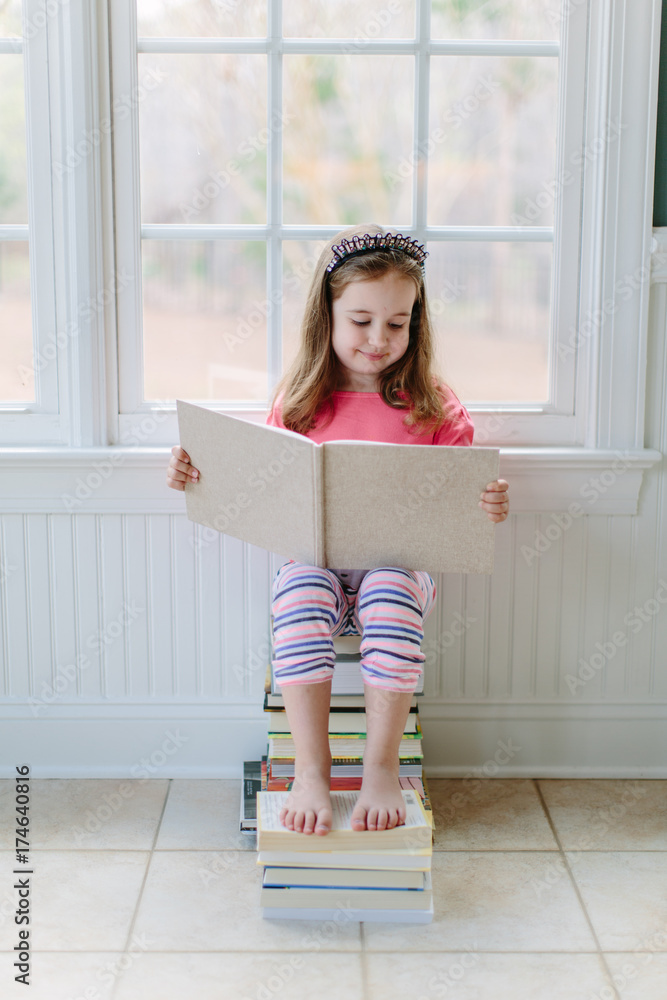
[239,627,435,921]
[257,788,433,922]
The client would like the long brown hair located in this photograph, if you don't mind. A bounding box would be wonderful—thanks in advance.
[270,223,459,436]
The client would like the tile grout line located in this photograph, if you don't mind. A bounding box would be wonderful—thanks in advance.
[359,922,369,999]
[532,779,621,1000]
[0,949,640,955]
[110,778,175,999]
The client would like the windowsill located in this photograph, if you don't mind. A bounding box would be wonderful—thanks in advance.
[0,446,661,515]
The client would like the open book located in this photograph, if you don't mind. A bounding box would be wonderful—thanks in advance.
[177,399,499,574]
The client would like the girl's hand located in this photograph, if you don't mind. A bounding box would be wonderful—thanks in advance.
[166,445,200,491]
[479,479,509,523]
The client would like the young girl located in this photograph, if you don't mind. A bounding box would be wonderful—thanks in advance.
[167,224,509,840]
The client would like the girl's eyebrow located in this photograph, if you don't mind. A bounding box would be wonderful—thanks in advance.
[345,308,412,316]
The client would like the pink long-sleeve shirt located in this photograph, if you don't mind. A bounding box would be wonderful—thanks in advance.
[266,385,475,586]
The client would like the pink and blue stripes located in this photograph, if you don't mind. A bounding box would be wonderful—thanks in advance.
[271,561,436,693]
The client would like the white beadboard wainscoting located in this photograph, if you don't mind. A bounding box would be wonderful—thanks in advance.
[1,280,667,778]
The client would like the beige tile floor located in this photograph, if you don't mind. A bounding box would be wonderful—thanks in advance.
[1,777,666,999]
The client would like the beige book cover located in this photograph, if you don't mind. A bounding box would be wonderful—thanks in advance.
[176,399,499,574]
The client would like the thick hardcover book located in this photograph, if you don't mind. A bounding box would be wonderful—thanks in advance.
[256,788,431,852]
[177,400,499,575]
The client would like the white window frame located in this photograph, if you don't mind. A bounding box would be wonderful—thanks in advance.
[112,0,585,447]
[0,0,662,515]
[0,0,59,443]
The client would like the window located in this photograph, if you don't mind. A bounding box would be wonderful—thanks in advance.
[0,0,58,443]
[113,0,585,446]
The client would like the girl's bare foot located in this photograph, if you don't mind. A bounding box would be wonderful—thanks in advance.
[279,761,333,835]
[350,760,406,831]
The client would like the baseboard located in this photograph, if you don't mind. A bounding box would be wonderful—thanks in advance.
[1,702,666,778]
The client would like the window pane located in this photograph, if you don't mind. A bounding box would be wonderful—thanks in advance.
[283,55,413,226]
[138,54,267,225]
[0,0,21,37]
[427,55,558,227]
[284,1,415,38]
[0,241,33,402]
[142,240,266,401]
[0,55,28,224]
[431,0,561,41]
[137,0,266,37]
[427,240,551,403]
[282,239,327,373]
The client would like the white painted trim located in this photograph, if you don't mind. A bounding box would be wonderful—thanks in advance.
[0,446,660,514]
[1,711,665,778]
[45,0,110,446]
[1,699,666,720]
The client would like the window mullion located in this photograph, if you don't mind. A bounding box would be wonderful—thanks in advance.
[267,0,283,399]
[413,0,430,242]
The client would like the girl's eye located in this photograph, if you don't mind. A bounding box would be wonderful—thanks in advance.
[351,320,405,329]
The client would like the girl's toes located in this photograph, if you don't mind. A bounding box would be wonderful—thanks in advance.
[315,809,331,834]
[376,809,389,830]
[350,807,367,830]
[367,808,379,830]
[303,810,317,834]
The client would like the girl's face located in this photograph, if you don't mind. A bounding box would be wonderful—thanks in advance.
[330,272,417,391]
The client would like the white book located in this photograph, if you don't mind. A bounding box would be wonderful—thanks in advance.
[262,894,434,923]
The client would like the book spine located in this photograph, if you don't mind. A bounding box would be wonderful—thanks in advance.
[313,443,325,566]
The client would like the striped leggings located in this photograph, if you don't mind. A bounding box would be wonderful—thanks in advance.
[270,560,437,693]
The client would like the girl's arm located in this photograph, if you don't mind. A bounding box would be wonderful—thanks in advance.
[479,479,509,523]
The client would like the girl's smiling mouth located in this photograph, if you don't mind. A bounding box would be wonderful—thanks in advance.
[360,351,386,360]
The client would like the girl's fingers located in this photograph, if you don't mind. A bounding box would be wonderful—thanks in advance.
[171,458,198,476]
[171,445,190,462]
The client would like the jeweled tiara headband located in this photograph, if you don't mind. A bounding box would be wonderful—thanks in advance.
[325,232,428,275]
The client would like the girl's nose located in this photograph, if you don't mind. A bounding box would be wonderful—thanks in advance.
[367,327,389,349]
